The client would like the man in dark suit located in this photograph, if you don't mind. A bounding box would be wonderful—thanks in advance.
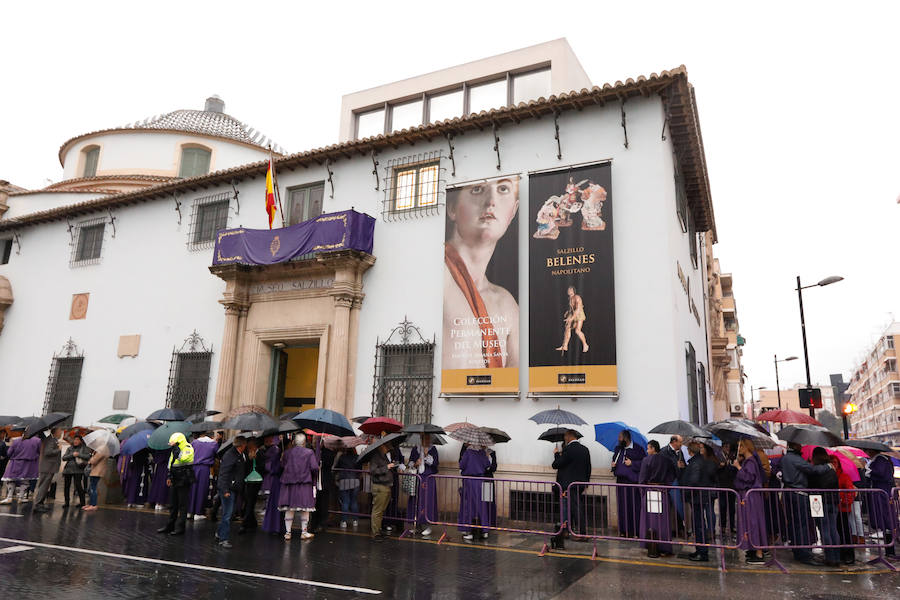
[659,435,686,535]
[215,436,247,549]
[551,430,591,548]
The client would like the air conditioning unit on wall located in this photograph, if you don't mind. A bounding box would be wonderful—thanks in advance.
[730,403,743,414]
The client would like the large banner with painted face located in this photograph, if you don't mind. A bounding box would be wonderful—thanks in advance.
[441,176,520,393]
[529,163,617,393]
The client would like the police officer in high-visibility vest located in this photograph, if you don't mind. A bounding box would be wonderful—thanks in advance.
[157,432,195,536]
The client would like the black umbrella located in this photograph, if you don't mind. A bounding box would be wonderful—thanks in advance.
[117,421,158,441]
[777,425,842,448]
[843,439,892,453]
[189,420,222,434]
[185,410,221,424]
[649,420,709,439]
[479,427,511,444]
[261,420,302,438]
[705,420,777,449]
[403,433,447,447]
[538,427,582,443]
[10,417,40,431]
[357,432,408,464]
[217,437,235,457]
[147,408,186,422]
[0,416,21,427]
[292,409,355,437]
[351,415,372,424]
[402,423,446,435]
[279,411,302,421]
[23,412,71,438]
[222,412,279,432]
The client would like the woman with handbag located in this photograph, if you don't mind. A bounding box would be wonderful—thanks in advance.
[62,435,90,507]
[84,446,109,512]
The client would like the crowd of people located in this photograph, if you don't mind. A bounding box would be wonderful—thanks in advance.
[1,425,897,567]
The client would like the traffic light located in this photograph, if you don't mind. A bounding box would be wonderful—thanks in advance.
[843,402,858,415]
[799,387,823,409]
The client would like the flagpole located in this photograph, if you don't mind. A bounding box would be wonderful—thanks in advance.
[269,146,286,228]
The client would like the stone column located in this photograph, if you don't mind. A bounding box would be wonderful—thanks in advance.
[324,293,352,412]
[214,303,242,413]
[345,297,363,417]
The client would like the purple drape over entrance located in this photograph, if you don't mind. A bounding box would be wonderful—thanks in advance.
[212,210,375,266]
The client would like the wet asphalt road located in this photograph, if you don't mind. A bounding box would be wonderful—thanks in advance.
[0,504,897,599]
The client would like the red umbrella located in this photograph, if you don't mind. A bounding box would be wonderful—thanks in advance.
[756,409,822,426]
[359,417,403,435]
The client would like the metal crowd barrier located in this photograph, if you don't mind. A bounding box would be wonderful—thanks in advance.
[329,468,422,536]
[744,487,897,573]
[424,474,564,555]
[566,482,741,570]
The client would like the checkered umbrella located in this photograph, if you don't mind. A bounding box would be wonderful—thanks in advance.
[528,408,587,427]
[444,422,478,433]
[449,427,494,447]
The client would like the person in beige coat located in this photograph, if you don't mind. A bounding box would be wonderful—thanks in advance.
[84,448,109,512]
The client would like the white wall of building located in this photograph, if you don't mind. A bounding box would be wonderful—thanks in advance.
[61,131,269,180]
[0,94,710,474]
[4,192,110,220]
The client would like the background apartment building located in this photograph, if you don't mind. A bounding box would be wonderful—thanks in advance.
[847,322,900,445]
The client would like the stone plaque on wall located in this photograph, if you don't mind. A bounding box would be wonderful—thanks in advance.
[70,293,89,320]
[112,390,130,410]
[117,334,141,357]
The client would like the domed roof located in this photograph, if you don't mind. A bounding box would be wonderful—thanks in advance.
[122,99,284,153]
[58,96,284,165]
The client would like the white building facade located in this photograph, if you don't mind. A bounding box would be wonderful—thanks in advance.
[0,43,716,477]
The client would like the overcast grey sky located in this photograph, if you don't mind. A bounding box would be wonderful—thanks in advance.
[2,1,898,400]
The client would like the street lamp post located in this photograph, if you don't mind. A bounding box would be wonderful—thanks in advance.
[796,275,844,417]
[773,354,799,410]
[750,385,767,419]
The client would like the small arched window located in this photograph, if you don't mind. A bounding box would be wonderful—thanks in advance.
[82,146,100,177]
[179,146,211,178]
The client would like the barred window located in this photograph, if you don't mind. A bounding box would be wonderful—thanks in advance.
[165,331,213,415]
[383,152,444,221]
[69,217,106,267]
[188,192,231,249]
[686,342,699,424]
[43,339,83,421]
[372,319,435,424]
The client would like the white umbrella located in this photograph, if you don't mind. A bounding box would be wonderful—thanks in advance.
[84,429,120,457]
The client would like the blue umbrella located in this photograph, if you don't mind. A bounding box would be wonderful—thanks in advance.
[292,408,354,437]
[528,408,587,427]
[594,421,648,452]
[120,430,153,455]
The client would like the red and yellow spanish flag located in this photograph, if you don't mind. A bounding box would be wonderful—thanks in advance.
[265,158,277,229]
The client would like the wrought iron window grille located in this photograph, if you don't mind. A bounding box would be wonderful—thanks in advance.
[43,338,84,421]
[165,330,213,415]
[69,216,108,267]
[371,317,436,425]
[187,191,232,250]
[382,151,445,222]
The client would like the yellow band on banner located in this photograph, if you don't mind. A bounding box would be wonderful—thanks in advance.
[528,365,618,393]
[441,368,519,394]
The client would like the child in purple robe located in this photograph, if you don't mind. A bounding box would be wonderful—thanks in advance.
[262,435,285,534]
[407,435,440,536]
[278,433,319,540]
[124,450,150,507]
[638,440,675,556]
[188,435,218,519]
[1,435,41,503]
[458,446,492,541]
[612,430,645,538]
[147,448,171,510]
[734,438,766,563]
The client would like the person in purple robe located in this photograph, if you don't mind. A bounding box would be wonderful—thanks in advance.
[611,430,646,538]
[458,446,492,541]
[733,438,766,563]
[147,448,172,510]
[1,434,41,503]
[123,449,150,507]
[188,435,218,519]
[278,433,318,540]
[864,450,896,556]
[638,440,675,557]
[407,435,440,536]
[262,435,285,535]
